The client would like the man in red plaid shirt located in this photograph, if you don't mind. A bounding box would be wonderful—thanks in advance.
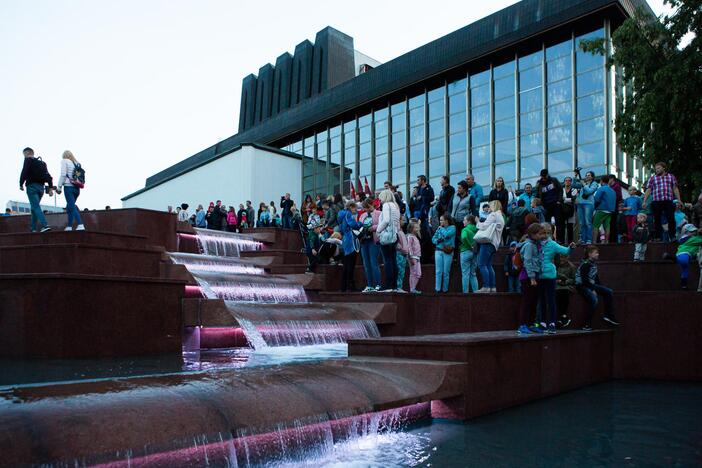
[643,161,681,242]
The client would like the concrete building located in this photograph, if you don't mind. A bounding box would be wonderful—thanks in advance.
[123,0,654,208]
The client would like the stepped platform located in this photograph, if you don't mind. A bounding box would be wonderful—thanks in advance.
[240,248,308,265]
[0,357,464,466]
[0,273,185,358]
[183,299,397,327]
[348,330,612,419]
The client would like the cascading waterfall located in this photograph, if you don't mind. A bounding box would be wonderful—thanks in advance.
[171,228,380,349]
[65,403,431,467]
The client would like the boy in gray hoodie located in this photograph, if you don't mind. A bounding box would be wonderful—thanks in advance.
[518,223,546,334]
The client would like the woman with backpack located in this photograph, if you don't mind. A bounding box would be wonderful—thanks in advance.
[55,150,85,231]
[377,189,401,292]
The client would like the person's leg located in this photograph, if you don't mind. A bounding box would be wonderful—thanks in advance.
[64,187,75,227]
[442,252,452,292]
[487,246,496,289]
[27,184,48,231]
[651,201,664,241]
[460,250,470,293]
[360,242,373,289]
[640,243,647,261]
[578,287,598,328]
[580,204,594,243]
[556,208,566,244]
[396,253,407,290]
[677,253,691,288]
[663,200,677,242]
[544,279,557,326]
[388,243,398,288]
[592,284,615,320]
[434,250,443,292]
[566,222,574,244]
[577,205,586,243]
[477,245,489,290]
[341,253,352,291]
[468,252,479,292]
[519,279,538,327]
[556,289,570,325]
[634,243,641,261]
[609,211,618,244]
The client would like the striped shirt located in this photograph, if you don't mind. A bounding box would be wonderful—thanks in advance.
[646,173,677,201]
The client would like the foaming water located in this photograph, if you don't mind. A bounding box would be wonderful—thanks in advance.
[190,228,262,256]
[170,252,265,275]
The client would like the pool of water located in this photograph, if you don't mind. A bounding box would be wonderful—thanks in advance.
[295,381,702,467]
[0,344,348,387]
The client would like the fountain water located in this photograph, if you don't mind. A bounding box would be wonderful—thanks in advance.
[171,228,380,350]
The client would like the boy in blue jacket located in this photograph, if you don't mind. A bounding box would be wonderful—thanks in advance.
[593,175,617,244]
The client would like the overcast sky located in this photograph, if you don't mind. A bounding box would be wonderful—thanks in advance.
[1,0,673,210]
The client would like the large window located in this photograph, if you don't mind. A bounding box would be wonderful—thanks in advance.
[302,135,315,197]
[374,106,389,193]
[546,37,573,181]
[390,100,408,196]
[343,119,357,196]
[408,93,425,184]
[470,68,491,186]
[576,28,606,176]
[316,129,328,195]
[330,125,341,196]
[519,49,543,185]
[448,78,467,182]
[358,112,372,191]
[427,84,446,189]
[493,60,516,186]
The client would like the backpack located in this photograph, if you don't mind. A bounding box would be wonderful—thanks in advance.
[70,163,86,188]
[29,157,52,185]
[512,249,523,271]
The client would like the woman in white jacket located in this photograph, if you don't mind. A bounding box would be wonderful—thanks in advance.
[55,150,85,231]
[476,200,504,292]
[376,189,401,292]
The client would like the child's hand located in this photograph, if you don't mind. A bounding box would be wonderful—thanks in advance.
[569,242,576,249]
[505,272,509,276]
[530,278,537,286]
[312,249,317,255]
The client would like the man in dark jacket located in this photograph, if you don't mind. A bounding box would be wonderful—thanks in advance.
[246,201,256,229]
[19,147,53,232]
[438,175,455,215]
[280,193,294,229]
[535,169,563,225]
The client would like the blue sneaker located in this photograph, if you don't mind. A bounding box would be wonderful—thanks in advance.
[517,325,532,335]
[528,324,544,334]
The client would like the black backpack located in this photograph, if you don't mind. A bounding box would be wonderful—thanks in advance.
[29,157,52,185]
[71,163,86,188]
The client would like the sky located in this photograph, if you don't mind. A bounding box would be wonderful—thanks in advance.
[1,0,674,210]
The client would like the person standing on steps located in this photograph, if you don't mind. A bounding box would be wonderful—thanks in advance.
[19,147,53,232]
[572,169,599,244]
[643,161,681,242]
[54,150,86,231]
[338,201,363,292]
[280,193,294,229]
[377,189,402,292]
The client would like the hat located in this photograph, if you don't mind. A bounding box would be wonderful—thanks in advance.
[509,241,518,248]
[682,223,697,234]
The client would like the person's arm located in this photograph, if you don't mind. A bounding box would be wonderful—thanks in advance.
[504,253,511,276]
[673,178,681,203]
[432,227,443,245]
[19,158,31,189]
[553,241,572,256]
[376,205,389,233]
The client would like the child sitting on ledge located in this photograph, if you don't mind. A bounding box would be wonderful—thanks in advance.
[575,245,620,331]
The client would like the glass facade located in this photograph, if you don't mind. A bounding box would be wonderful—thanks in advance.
[283,22,636,198]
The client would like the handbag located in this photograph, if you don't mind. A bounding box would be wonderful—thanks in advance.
[378,208,398,245]
[442,245,454,254]
[474,223,496,244]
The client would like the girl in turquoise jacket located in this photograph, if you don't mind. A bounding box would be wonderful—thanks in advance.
[539,223,575,333]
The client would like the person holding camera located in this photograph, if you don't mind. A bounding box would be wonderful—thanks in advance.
[280,193,294,229]
[572,169,599,244]
[19,147,53,233]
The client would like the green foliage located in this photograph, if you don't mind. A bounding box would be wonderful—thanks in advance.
[580,0,702,199]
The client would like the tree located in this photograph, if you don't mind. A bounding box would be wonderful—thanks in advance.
[580,0,702,200]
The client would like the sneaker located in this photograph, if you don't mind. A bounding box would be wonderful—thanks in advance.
[582,325,593,332]
[517,325,532,335]
[410,289,422,295]
[40,227,52,233]
[395,289,408,293]
[528,325,544,334]
[558,317,572,328]
[546,323,557,334]
[475,288,490,293]
[374,286,381,292]
[489,288,497,293]
[603,316,620,326]
[361,287,374,293]
[539,322,547,329]
[75,224,85,231]
[379,289,395,293]
[64,226,73,231]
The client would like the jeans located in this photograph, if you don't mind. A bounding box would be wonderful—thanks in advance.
[341,252,357,292]
[63,185,82,227]
[281,214,292,229]
[651,200,676,242]
[677,253,691,280]
[396,252,407,290]
[459,250,479,293]
[578,284,614,327]
[379,242,398,289]
[26,183,48,231]
[634,243,647,261]
[434,249,453,292]
[577,203,594,243]
[538,278,557,325]
[520,279,538,326]
[359,241,381,289]
[477,243,496,289]
[506,275,521,293]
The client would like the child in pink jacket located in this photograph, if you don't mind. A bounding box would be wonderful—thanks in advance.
[407,219,422,294]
